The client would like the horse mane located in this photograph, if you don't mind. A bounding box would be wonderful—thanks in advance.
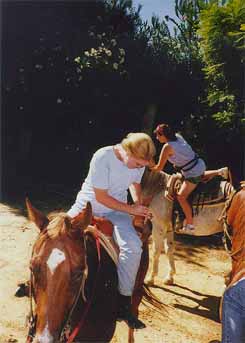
[141,168,169,198]
[70,229,118,342]
[229,188,245,236]
[34,213,71,250]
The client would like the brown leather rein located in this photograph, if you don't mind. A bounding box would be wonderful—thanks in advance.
[26,231,101,343]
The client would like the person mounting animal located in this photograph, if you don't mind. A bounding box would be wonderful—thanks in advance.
[68,132,155,330]
[151,123,229,234]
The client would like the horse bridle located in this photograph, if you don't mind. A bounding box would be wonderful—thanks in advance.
[26,232,101,343]
[26,269,36,343]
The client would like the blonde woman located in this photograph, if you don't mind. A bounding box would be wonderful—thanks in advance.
[68,132,155,329]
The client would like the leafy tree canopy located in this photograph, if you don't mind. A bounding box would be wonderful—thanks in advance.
[198,0,245,132]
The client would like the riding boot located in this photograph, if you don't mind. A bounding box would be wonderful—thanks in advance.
[117,293,146,329]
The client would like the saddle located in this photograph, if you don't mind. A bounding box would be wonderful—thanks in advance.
[165,173,231,206]
[86,215,152,265]
[91,215,151,242]
[165,173,233,231]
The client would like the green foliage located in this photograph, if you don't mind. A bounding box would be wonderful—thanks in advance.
[164,0,210,63]
[75,34,126,76]
[4,0,245,193]
[74,0,142,79]
[198,0,245,131]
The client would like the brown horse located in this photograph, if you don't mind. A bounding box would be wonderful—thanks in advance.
[25,199,154,343]
[219,183,245,342]
[222,183,245,288]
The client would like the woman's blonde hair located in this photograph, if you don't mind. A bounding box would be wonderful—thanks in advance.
[121,132,156,161]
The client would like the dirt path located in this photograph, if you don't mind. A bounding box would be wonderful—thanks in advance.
[0,202,231,343]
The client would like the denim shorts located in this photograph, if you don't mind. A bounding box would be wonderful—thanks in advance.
[185,175,203,184]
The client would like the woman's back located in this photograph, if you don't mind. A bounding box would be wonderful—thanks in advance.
[167,134,195,167]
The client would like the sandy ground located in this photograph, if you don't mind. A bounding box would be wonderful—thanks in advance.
[0,201,231,343]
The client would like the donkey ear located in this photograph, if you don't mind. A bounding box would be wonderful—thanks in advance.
[71,202,92,231]
[26,198,49,231]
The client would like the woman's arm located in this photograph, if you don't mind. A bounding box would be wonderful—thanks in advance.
[151,144,173,172]
[94,188,149,217]
[129,182,142,204]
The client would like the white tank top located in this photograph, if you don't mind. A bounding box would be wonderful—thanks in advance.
[168,134,195,167]
[167,134,206,178]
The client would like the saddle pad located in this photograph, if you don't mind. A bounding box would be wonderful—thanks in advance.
[166,173,228,206]
[191,177,226,206]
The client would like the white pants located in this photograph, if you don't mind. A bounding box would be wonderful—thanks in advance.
[106,211,143,296]
[68,204,143,296]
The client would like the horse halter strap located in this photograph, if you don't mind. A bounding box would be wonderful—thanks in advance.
[62,231,102,343]
[219,188,237,254]
[26,254,37,343]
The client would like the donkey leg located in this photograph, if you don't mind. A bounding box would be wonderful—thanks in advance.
[145,224,162,285]
[162,228,175,285]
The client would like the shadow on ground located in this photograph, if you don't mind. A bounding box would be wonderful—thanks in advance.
[150,282,221,323]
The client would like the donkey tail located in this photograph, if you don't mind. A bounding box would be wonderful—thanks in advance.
[141,284,167,312]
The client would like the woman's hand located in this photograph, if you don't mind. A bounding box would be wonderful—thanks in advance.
[130,204,152,219]
[150,164,161,172]
[148,159,156,169]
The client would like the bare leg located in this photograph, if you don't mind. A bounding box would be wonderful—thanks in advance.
[177,181,197,225]
[202,167,228,182]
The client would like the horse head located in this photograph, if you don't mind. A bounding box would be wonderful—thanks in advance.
[26,198,92,343]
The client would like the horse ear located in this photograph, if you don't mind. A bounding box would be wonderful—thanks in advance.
[71,202,92,231]
[26,198,49,231]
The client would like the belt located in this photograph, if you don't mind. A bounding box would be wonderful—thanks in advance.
[176,154,199,172]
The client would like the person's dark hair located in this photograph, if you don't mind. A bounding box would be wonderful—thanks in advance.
[153,124,177,141]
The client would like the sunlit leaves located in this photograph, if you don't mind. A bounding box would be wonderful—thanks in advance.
[74,32,127,76]
[198,0,245,129]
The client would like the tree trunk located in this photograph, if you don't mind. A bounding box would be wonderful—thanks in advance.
[141,104,157,136]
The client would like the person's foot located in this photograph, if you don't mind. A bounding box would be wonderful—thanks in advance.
[178,223,195,234]
[117,294,146,329]
[15,282,29,297]
[117,310,146,329]
[218,167,229,179]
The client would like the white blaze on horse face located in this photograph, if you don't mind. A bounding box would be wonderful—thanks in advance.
[47,248,66,275]
[36,323,54,343]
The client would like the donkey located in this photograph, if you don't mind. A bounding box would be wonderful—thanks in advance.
[140,169,234,286]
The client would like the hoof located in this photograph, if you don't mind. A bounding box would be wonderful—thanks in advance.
[145,277,155,286]
[163,277,174,285]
